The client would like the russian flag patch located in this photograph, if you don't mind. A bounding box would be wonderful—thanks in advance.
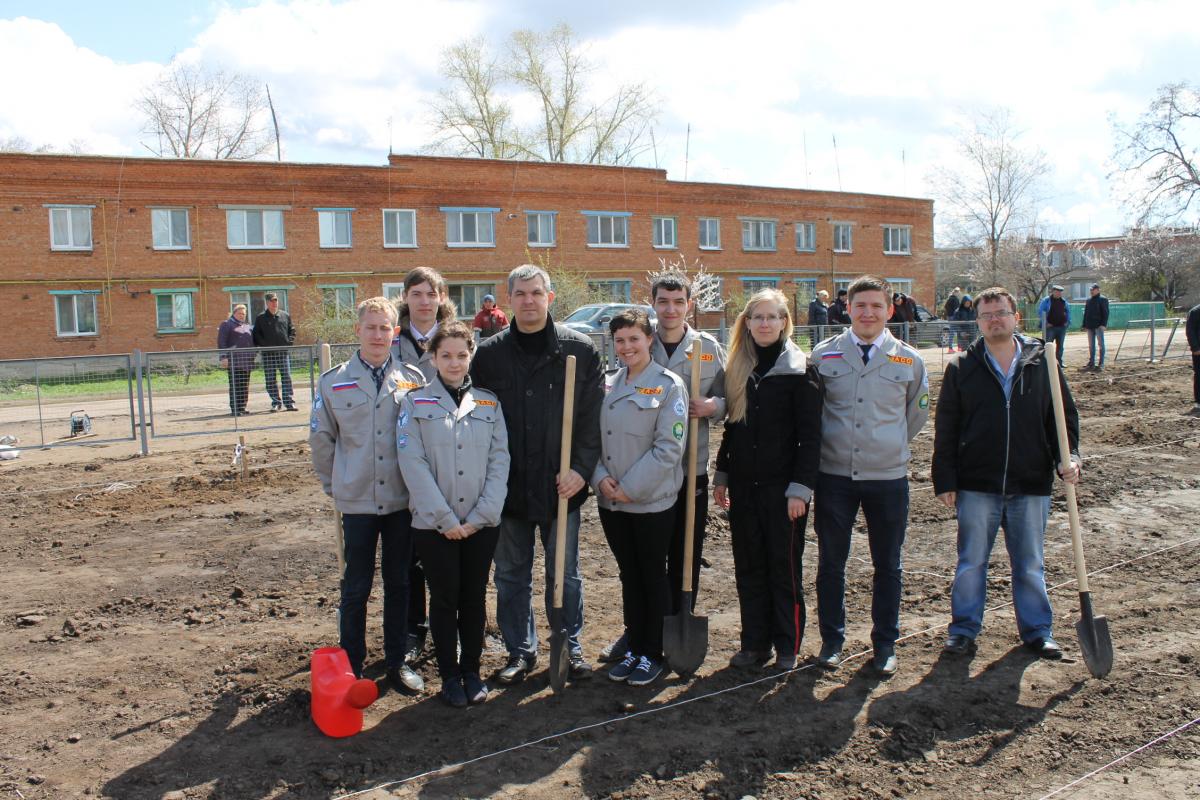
[413,397,440,405]
[332,382,358,391]
[821,352,844,359]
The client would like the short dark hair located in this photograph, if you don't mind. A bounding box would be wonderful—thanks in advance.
[429,320,475,355]
[837,289,848,298]
[264,292,278,302]
[404,267,447,296]
[848,275,893,305]
[651,272,692,301]
[609,308,653,337]
[974,287,1017,313]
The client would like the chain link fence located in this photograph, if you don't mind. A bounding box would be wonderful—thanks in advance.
[0,354,137,450]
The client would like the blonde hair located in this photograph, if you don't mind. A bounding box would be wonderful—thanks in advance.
[357,296,399,324]
[725,288,794,424]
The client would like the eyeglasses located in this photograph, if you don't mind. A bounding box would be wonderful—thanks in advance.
[749,314,783,324]
[977,310,1015,321]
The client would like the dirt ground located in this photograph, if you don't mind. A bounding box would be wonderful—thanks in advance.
[2,348,1199,800]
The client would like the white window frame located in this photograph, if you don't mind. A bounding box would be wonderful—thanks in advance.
[317,209,353,249]
[652,216,677,249]
[583,211,631,248]
[832,222,854,254]
[889,278,913,296]
[319,284,357,318]
[441,207,497,248]
[47,205,94,251]
[740,218,777,252]
[381,282,405,302]
[795,221,816,253]
[448,283,496,319]
[795,278,818,304]
[526,211,556,247]
[51,291,99,337]
[740,277,779,294]
[883,224,911,255]
[382,209,418,249]
[834,278,853,294]
[225,208,286,250]
[151,208,191,250]
[152,289,197,332]
[698,217,721,250]
[588,280,633,302]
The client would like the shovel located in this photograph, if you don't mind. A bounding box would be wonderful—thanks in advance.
[663,339,710,676]
[1045,340,1113,678]
[549,355,577,694]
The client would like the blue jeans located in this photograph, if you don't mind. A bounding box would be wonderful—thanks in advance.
[494,510,584,660]
[339,510,413,675]
[814,473,909,651]
[949,491,1053,642]
[1086,327,1106,366]
[1044,326,1067,365]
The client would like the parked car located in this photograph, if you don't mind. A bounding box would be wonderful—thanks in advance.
[562,303,657,335]
[909,304,956,348]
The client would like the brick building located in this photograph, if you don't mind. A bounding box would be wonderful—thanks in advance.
[0,152,934,359]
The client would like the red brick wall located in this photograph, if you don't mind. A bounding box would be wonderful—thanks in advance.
[0,153,934,358]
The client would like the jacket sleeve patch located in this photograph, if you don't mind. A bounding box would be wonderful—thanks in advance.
[674,397,687,417]
[918,393,929,409]
[673,421,685,440]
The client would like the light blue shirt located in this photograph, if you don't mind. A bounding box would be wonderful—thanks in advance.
[984,336,1023,400]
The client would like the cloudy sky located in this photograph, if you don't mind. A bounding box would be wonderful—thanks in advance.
[2,0,1197,241]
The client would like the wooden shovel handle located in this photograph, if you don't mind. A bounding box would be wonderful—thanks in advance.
[1045,340,1088,593]
[553,355,577,610]
[681,339,703,592]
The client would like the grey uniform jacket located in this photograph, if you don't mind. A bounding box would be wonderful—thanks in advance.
[650,326,727,478]
[592,361,688,514]
[309,355,427,515]
[390,330,437,382]
[396,380,511,534]
[811,329,930,480]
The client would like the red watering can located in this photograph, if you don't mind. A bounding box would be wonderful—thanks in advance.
[310,647,378,737]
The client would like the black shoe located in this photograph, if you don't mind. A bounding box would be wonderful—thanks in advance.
[405,631,426,663]
[1025,637,1063,660]
[439,676,467,708]
[729,649,771,669]
[387,664,425,695]
[943,634,976,656]
[463,673,489,704]
[496,654,534,685]
[872,650,898,677]
[569,652,593,680]
[815,642,842,670]
[285,404,298,411]
[599,631,630,663]
[774,653,797,671]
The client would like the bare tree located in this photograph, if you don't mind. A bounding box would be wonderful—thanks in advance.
[1003,236,1081,304]
[0,137,87,154]
[1111,82,1200,224]
[137,63,275,160]
[929,109,1051,285]
[428,23,657,166]
[1103,227,1200,308]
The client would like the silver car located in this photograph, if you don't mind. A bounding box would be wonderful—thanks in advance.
[562,303,658,334]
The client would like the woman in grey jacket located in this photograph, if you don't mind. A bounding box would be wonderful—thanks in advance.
[397,321,510,708]
[592,309,688,686]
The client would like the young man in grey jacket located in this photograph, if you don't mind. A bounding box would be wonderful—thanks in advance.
[811,275,930,676]
[310,297,427,694]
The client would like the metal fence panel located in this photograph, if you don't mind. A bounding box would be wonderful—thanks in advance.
[0,354,136,450]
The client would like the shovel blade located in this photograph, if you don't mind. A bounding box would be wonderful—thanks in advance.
[1075,614,1113,678]
[548,609,570,693]
[663,610,709,676]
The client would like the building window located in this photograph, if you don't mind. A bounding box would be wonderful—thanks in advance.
[652,217,677,249]
[151,208,190,250]
[833,223,853,253]
[1070,281,1089,301]
[226,209,285,249]
[48,206,93,251]
[889,279,913,296]
[740,277,778,295]
[794,278,817,304]
[382,209,417,248]
[448,283,495,318]
[834,278,852,294]
[698,218,721,250]
[583,211,630,248]
[741,219,776,252]
[442,207,496,247]
[153,290,196,332]
[589,280,632,302]
[228,288,288,320]
[795,222,816,252]
[526,211,556,247]
[381,282,405,302]
[317,209,353,249]
[320,285,357,318]
[883,225,911,255]
[52,291,98,336]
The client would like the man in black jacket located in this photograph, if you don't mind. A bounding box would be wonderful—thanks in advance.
[1187,302,1200,415]
[1082,283,1110,371]
[252,292,297,411]
[829,289,851,325]
[470,264,603,685]
[932,287,1081,660]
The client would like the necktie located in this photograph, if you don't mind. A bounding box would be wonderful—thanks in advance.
[858,343,872,364]
[371,366,385,392]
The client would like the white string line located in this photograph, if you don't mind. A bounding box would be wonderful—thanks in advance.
[1034,715,1200,800]
[331,535,1200,800]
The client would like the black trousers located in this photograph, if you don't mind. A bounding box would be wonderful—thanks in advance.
[1193,354,1200,404]
[262,350,293,406]
[600,507,674,661]
[226,366,251,414]
[667,474,709,614]
[728,484,807,657]
[408,558,428,641]
[339,510,413,675]
[413,526,500,678]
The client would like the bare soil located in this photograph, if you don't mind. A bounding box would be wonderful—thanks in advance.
[2,354,1199,800]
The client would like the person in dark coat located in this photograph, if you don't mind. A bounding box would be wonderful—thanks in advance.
[829,289,851,325]
[1187,303,1200,415]
[943,288,962,320]
[1081,283,1110,371]
[217,303,256,416]
[808,290,830,348]
[251,292,297,411]
[952,295,977,352]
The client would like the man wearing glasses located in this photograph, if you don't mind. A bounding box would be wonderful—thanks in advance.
[933,287,1080,660]
[811,275,929,677]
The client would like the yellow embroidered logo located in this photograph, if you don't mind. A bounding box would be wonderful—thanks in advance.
[395,381,422,390]
[636,386,664,395]
[685,352,716,362]
[475,399,497,407]
[888,355,914,366]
